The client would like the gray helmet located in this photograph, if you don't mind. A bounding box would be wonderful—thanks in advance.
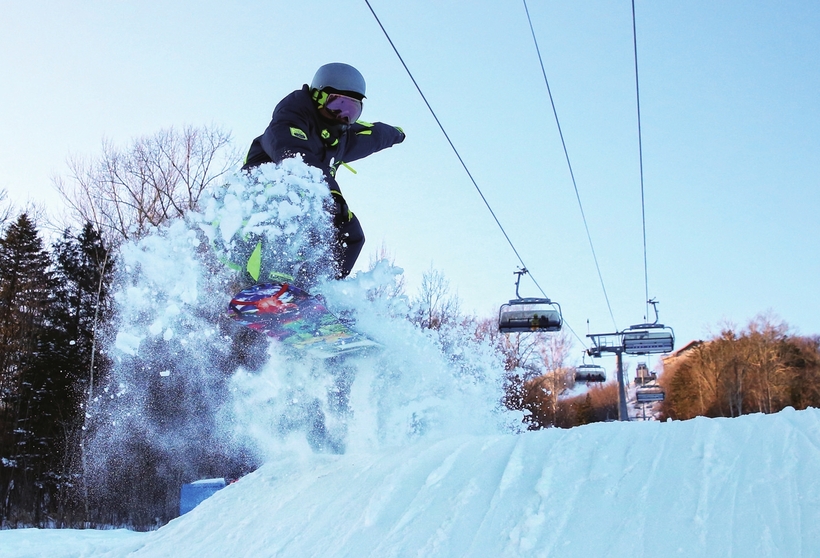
[310,63,366,98]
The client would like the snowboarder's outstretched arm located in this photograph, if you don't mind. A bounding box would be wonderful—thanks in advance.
[242,86,404,188]
[339,121,405,166]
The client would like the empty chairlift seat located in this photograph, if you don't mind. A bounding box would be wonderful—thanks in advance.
[622,325,675,355]
[636,386,666,403]
[498,298,563,333]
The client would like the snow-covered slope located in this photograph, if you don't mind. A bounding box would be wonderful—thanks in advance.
[3,408,819,557]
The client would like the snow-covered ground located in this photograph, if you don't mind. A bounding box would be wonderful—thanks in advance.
[3,408,819,557]
[3,161,818,557]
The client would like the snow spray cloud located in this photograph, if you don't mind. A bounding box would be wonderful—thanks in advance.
[85,160,336,499]
[88,158,521,496]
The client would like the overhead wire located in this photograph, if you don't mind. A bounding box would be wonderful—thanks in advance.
[522,0,618,332]
[362,0,587,346]
[631,0,651,322]
[361,1,525,275]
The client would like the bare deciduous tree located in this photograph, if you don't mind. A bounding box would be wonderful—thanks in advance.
[54,125,239,244]
[744,314,789,413]
[410,265,460,330]
[519,330,574,428]
[661,313,820,421]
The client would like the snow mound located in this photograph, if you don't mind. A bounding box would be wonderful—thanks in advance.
[5,408,818,557]
[129,408,820,557]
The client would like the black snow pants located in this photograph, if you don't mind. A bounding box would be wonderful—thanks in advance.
[336,214,365,279]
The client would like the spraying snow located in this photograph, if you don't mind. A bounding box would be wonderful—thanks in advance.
[86,158,520,508]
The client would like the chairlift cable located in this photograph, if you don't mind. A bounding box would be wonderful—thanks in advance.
[624,6,674,361]
[631,0,650,320]
[363,1,528,273]
[522,0,618,332]
[364,0,591,349]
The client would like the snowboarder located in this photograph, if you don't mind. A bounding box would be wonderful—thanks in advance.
[242,62,405,280]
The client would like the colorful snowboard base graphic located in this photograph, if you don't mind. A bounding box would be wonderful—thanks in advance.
[227,282,380,358]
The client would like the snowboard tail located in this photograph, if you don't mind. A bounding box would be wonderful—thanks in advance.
[227,282,379,358]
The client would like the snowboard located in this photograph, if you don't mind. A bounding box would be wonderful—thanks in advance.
[227,281,380,358]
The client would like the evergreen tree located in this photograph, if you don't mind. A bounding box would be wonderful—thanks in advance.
[0,218,114,526]
[575,393,596,426]
[27,223,114,523]
[46,223,114,400]
[0,213,54,524]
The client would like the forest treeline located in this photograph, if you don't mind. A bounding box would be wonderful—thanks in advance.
[0,215,113,527]
[1,125,237,528]
[657,317,820,420]
[2,126,818,529]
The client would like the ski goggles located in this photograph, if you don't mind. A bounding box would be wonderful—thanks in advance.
[324,93,363,124]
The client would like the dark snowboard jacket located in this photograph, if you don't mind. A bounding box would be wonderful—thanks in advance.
[242,85,404,197]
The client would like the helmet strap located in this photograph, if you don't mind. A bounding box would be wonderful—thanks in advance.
[311,88,329,109]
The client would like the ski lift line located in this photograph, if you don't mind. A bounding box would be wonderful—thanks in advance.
[362,0,530,276]
[631,0,650,320]
[563,320,584,348]
[364,0,590,349]
[522,0,618,332]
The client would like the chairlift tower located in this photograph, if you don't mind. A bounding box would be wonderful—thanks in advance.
[586,300,675,421]
[587,332,629,421]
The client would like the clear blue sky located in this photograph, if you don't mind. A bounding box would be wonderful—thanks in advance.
[2,0,819,360]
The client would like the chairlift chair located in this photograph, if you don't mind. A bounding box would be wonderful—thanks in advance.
[635,385,665,403]
[622,324,675,355]
[498,298,563,333]
[498,269,563,334]
[622,300,675,355]
[575,364,606,383]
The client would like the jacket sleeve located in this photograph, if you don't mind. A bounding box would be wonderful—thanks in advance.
[260,97,327,171]
[340,122,405,165]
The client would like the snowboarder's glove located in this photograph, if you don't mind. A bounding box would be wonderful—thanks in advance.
[395,126,405,143]
[329,190,352,226]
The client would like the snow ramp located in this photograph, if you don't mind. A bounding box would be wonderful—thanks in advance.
[116,407,819,557]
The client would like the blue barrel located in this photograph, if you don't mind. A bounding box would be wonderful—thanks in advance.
[179,478,227,515]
